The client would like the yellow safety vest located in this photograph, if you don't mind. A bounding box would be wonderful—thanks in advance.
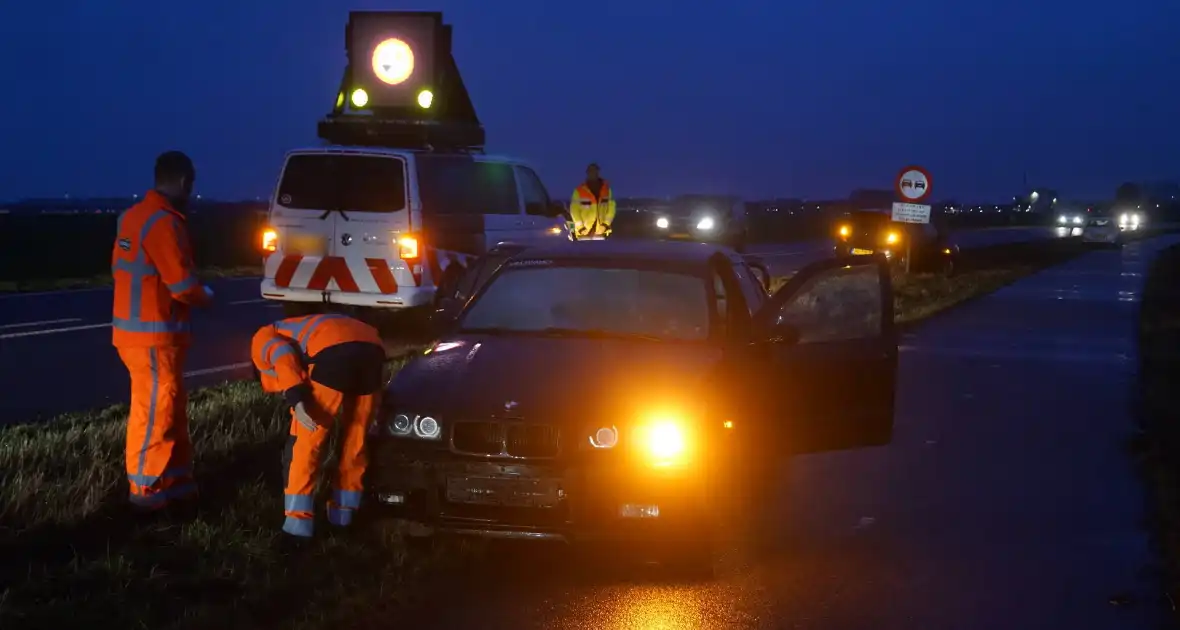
[570,180,616,237]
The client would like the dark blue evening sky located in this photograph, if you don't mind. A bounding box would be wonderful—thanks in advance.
[0,0,1176,202]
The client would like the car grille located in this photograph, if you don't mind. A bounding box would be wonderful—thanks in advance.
[452,421,562,459]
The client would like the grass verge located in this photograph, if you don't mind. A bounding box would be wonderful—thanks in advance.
[1135,241,1180,619]
[0,234,1149,628]
[0,265,262,293]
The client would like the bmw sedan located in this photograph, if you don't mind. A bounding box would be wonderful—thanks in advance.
[366,240,898,571]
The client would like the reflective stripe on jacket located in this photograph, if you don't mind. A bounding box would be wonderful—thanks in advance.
[570,180,616,236]
[251,314,384,396]
[111,190,208,347]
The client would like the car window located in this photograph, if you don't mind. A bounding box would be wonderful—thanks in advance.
[277,154,407,213]
[772,264,882,344]
[416,156,520,215]
[733,263,766,314]
[461,265,710,341]
[516,167,551,216]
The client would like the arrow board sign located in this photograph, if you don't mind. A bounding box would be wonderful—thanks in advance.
[892,202,931,224]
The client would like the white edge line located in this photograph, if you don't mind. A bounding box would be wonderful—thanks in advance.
[0,318,83,330]
[0,323,111,340]
[183,362,253,378]
[0,276,263,300]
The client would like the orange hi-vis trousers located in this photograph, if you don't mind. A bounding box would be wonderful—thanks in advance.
[118,346,196,508]
[281,383,377,537]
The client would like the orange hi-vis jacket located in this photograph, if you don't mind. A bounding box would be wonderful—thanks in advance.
[252,314,384,399]
[570,179,616,236]
[111,191,209,347]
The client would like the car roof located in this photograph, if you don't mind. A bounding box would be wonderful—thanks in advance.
[286,146,528,166]
[507,239,735,267]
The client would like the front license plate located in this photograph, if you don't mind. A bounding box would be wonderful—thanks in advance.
[669,232,692,239]
[288,234,326,256]
[851,248,874,255]
[445,476,562,508]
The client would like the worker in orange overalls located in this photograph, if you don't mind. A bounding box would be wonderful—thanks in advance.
[569,162,616,239]
[251,313,386,540]
[112,151,213,516]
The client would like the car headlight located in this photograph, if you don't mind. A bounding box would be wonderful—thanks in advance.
[1073,216,1082,224]
[383,412,442,440]
[696,216,715,231]
[1058,215,1067,224]
[655,217,669,229]
[635,416,690,467]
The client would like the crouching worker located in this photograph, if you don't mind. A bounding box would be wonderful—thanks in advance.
[250,314,386,541]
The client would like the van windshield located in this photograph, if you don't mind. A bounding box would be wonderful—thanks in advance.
[276,154,407,213]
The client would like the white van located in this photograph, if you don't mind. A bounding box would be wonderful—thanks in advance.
[259,148,568,315]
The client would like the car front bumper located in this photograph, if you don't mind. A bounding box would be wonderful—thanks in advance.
[365,441,714,543]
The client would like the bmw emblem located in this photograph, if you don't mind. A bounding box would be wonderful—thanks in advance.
[341,233,353,246]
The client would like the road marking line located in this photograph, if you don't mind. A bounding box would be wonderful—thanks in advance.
[0,318,83,330]
[184,362,253,378]
[229,298,268,305]
[0,323,111,340]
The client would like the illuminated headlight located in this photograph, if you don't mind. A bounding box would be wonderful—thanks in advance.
[655,217,669,229]
[1058,215,1067,224]
[589,425,619,449]
[384,413,441,440]
[635,417,689,467]
[696,216,715,231]
[1072,216,1082,225]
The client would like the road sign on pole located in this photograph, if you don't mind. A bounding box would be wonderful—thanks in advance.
[893,165,933,273]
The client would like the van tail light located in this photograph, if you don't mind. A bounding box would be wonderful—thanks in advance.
[261,228,278,253]
[396,234,423,285]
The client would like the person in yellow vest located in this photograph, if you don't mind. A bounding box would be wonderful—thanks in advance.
[569,163,616,239]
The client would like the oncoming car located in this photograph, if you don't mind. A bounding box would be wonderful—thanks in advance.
[649,195,750,252]
[1081,214,1120,247]
[367,240,898,571]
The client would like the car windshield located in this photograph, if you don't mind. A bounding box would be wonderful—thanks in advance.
[459,264,711,341]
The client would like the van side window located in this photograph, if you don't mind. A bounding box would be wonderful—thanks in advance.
[517,167,552,216]
[417,156,520,215]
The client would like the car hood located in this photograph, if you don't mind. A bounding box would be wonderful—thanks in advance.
[387,334,722,421]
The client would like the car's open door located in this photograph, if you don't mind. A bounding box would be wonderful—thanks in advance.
[747,254,897,455]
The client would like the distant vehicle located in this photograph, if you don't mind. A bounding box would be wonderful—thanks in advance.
[1116,209,1145,231]
[1081,215,1121,247]
[1057,211,1086,227]
[368,240,897,573]
[648,195,750,252]
[834,210,958,274]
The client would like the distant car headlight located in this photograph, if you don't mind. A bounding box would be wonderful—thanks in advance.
[696,216,715,231]
[1058,215,1067,224]
[655,217,669,229]
[1072,216,1082,225]
[381,412,442,440]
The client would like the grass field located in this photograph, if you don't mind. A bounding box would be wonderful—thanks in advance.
[0,234,1136,628]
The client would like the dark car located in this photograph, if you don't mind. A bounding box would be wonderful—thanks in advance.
[366,240,897,572]
[834,210,958,274]
[648,195,750,251]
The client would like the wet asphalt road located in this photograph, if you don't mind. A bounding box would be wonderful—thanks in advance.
[0,227,1056,423]
[381,233,1180,630]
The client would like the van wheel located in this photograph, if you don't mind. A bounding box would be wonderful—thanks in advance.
[282,302,325,317]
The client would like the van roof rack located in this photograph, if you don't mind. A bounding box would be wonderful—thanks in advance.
[316,12,486,152]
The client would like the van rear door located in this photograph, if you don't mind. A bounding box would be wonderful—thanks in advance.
[270,152,411,299]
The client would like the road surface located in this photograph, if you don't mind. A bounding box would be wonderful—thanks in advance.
[0,226,1059,423]
[376,232,1178,630]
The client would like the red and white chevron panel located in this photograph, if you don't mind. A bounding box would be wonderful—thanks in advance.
[264,248,478,293]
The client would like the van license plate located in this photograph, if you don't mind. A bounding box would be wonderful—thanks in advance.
[851,248,874,255]
[289,235,326,256]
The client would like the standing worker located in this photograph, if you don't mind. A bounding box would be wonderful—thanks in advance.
[250,313,386,542]
[112,150,213,516]
[570,162,616,239]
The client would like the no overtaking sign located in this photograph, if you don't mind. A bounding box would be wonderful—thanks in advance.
[892,165,932,224]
